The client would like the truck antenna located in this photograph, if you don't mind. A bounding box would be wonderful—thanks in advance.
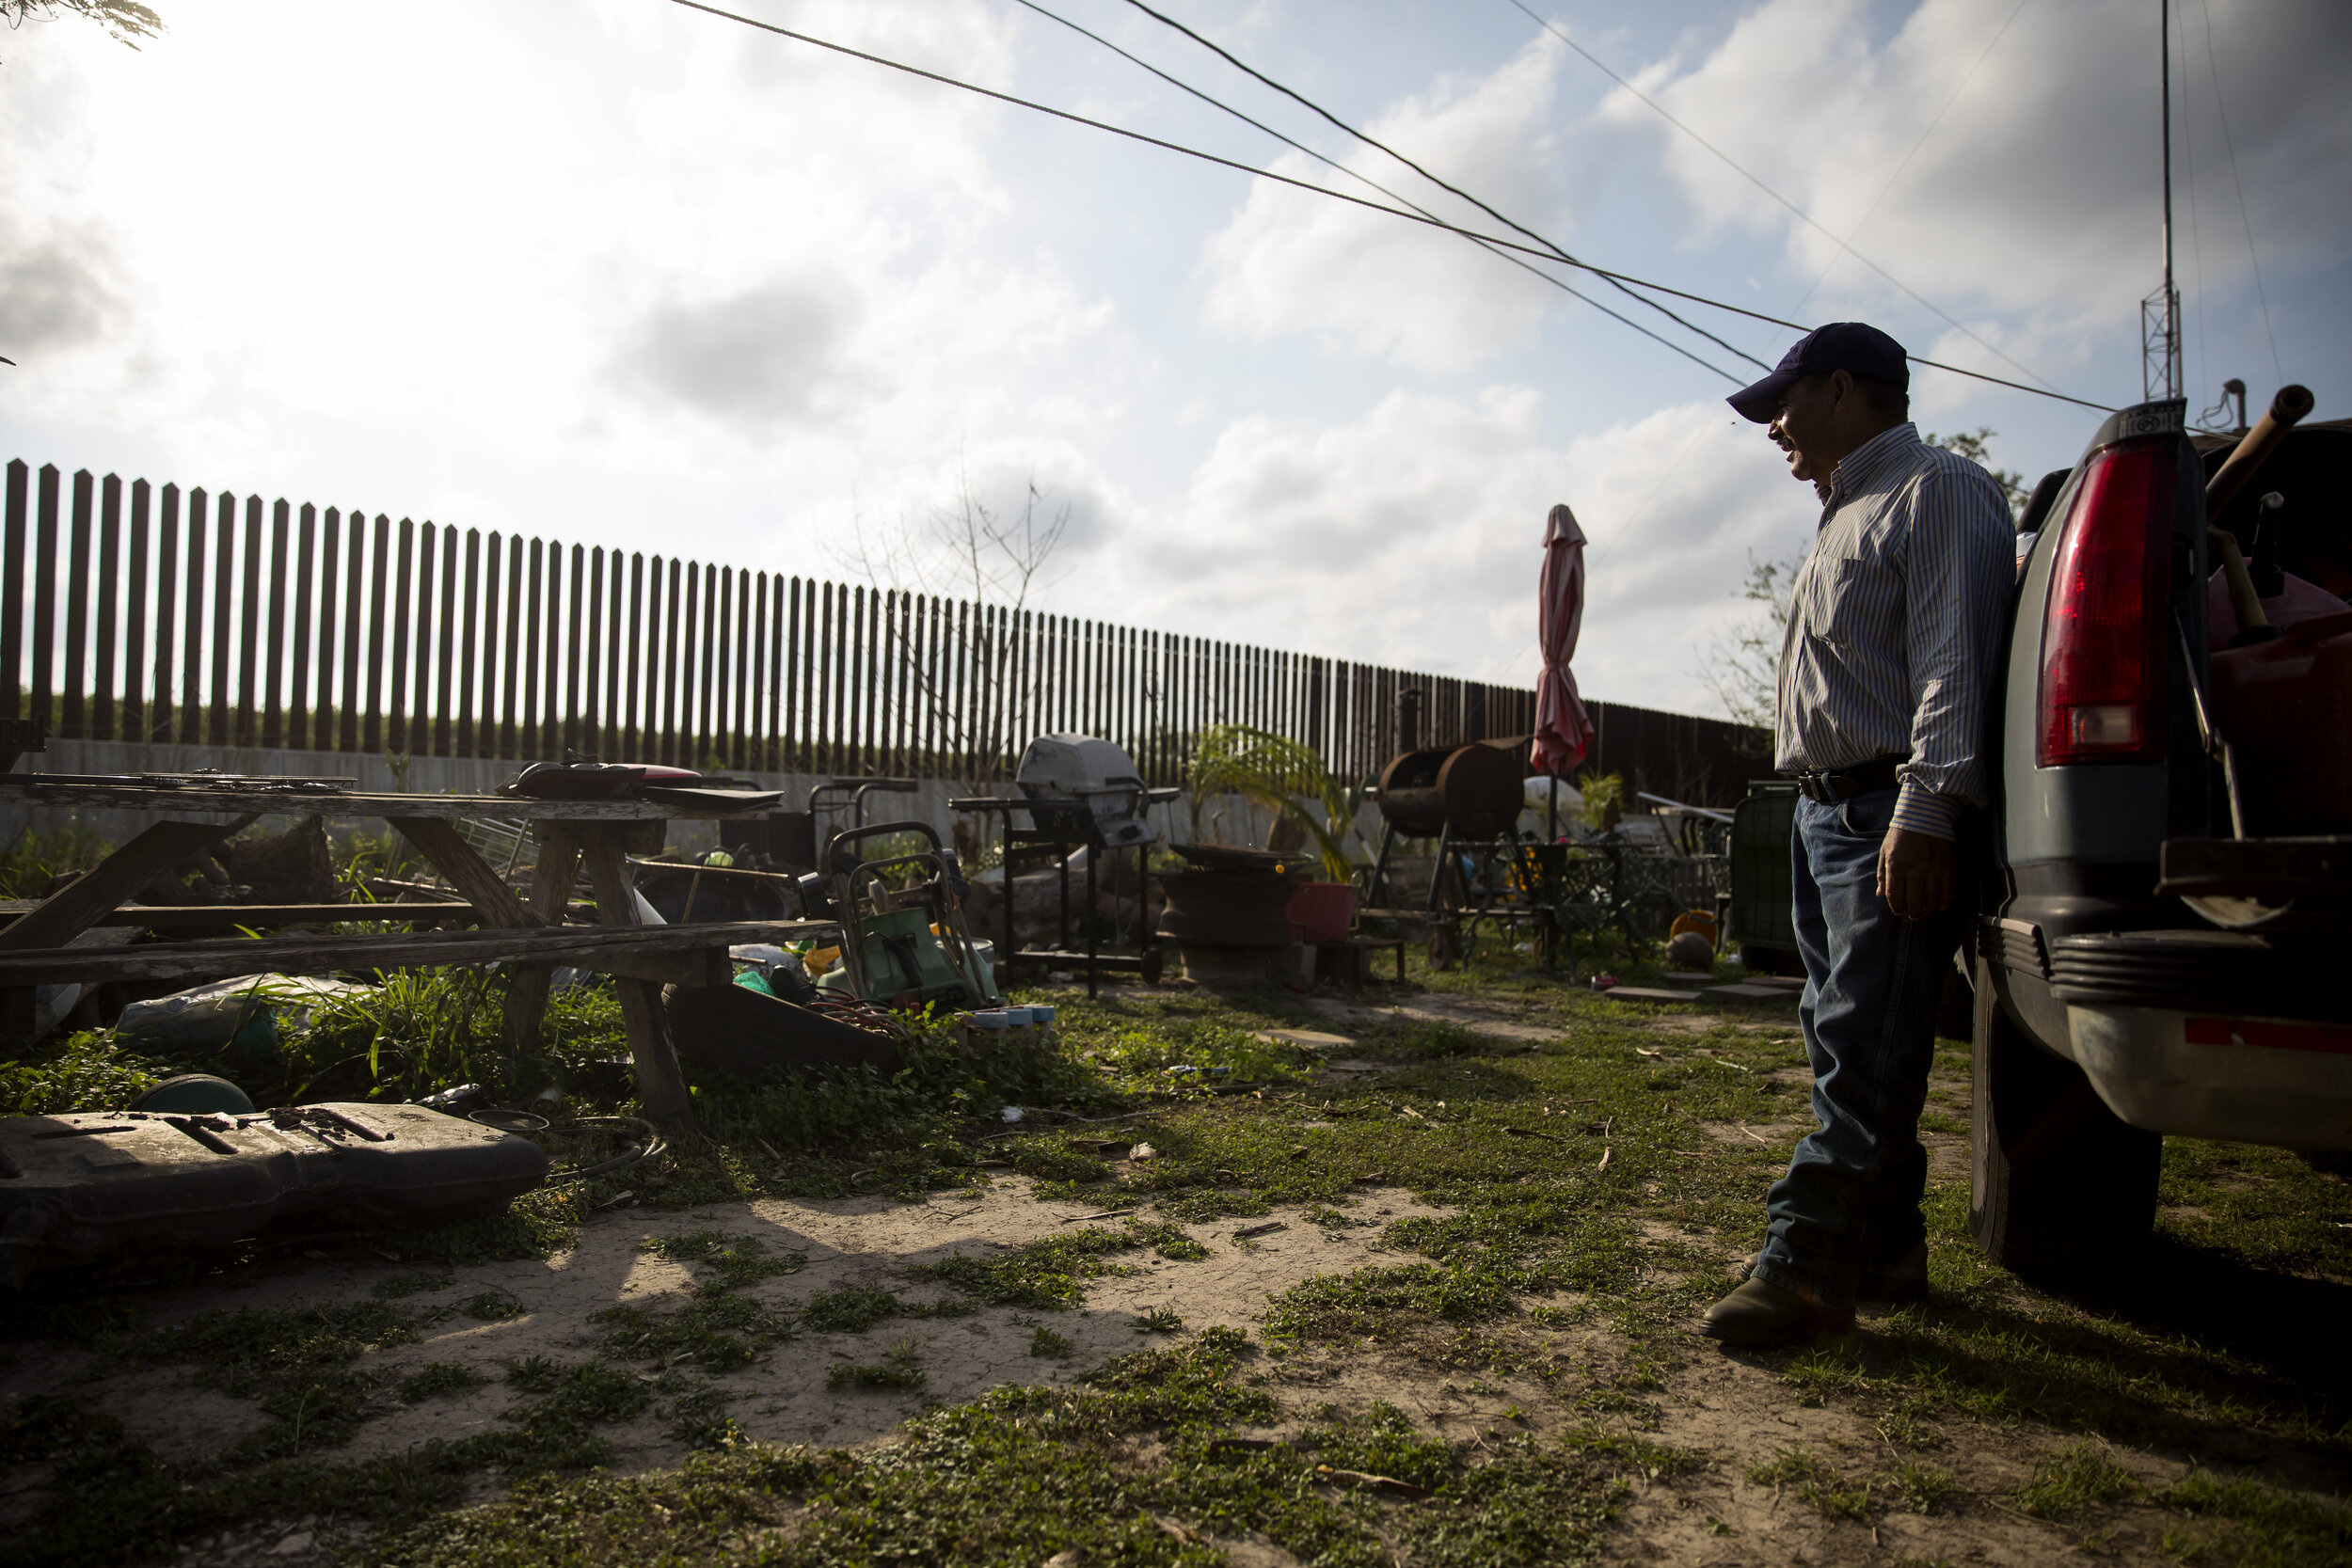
[2142,0,2183,402]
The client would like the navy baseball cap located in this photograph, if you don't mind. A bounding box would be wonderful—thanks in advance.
[1726,322,1909,422]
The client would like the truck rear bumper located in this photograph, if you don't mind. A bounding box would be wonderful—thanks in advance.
[2067,1005,2352,1150]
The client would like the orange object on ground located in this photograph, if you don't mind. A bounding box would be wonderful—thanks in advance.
[1670,910,1721,945]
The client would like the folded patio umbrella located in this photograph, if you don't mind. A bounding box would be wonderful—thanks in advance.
[1533,502,1594,778]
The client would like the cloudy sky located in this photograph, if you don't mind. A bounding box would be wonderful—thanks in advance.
[3,0,2345,718]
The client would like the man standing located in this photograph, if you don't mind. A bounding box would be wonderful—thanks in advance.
[1701,323,2014,1348]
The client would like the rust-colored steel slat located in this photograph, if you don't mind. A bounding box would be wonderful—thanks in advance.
[287,503,315,751]
[0,461,24,721]
[60,470,93,739]
[30,467,59,736]
[93,475,122,740]
[456,530,482,756]
[262,499,290,749]
[124,479,151,741]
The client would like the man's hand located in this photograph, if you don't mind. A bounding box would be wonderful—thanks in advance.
[1877,827,1955,919]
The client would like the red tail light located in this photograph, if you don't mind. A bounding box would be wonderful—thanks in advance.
[2037,439,2174,766]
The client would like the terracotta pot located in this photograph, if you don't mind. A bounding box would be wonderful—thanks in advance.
[1286,880,1358,943]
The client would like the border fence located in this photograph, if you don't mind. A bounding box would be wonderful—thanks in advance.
[3,461,1767,803]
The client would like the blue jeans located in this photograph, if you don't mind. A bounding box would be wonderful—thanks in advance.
[1748,787,1972,1309]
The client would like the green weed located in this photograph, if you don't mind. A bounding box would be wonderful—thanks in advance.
[800,1286,906,1334]
[828,1336,924,1390]
[2010,1439,2140,1518]
[1748,1448,1870,1519]
[398,1363,488,1402]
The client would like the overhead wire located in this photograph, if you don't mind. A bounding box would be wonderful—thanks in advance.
[1789,0,2035,316]
[1112,0,1770,372]
[664,0,2113,412]
[1503,0,2064,399]
[2175,0,2214,417]
[1009,0,1740,381]
[2196,0,2282,384]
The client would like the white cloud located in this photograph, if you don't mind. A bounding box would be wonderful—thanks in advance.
[2,0,2337,736]
[1076,388,1813,719]
[1196,33,1570,372]
[0,1,1128,534]
[1610,0,2352,361]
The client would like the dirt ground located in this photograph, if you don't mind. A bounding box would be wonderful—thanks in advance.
[5,972,2346,1566]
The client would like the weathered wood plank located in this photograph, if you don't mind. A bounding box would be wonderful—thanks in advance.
[0,920,811,989]
[384,816,541,929]
[0,780,776,821]
[579,824,700,1133]
[504,818,585,1052]
[0,901,481,929]
[0,816,259,953]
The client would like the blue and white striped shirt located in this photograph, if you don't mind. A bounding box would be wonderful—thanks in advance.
[1773,422,2014,838]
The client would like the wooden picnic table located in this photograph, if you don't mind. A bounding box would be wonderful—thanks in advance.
[0,774,829,1133]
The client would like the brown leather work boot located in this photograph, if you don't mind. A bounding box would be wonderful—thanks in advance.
[1698,1278,1854,1349]
[1857,1242,1930,1307]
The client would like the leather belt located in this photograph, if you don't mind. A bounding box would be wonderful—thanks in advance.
[1786,757,1907,803]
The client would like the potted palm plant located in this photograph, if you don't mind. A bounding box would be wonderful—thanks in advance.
[1162,726,1359,983]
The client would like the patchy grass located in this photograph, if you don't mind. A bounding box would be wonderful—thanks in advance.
[1749,1447,1872,1519]
[826,1336,926,1391]
[398,1363,489,1403]
[5,942,2350,1564]
[2010,1439,2142,1518]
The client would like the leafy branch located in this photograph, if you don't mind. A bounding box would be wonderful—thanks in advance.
[1186,724,1352,882]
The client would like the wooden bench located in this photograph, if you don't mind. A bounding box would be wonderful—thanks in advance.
[0,776,797,1133]
[0,900,490,931]
[0,919,831,990]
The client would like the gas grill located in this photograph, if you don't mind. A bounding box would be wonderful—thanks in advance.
[1012,734,1176,848]
[951,735,1179,996]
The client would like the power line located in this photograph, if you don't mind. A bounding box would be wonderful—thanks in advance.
[2175,0,2212,410]
[1009,0,1741,381]
[664,0,2114,413]
[1112,0,1772,372]
[1502,0,2067,399]
[1790,0,2033,316]
[2197,0,2282,384]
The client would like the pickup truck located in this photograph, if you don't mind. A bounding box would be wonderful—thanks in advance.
[1971,388,2352,1276]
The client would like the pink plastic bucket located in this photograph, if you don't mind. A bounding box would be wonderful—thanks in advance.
[1286,880,1358,944]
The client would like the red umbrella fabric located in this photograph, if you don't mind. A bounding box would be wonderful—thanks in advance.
[1533,502,1594,778]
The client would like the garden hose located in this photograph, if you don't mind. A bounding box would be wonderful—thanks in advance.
[538,1116,666,1185]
